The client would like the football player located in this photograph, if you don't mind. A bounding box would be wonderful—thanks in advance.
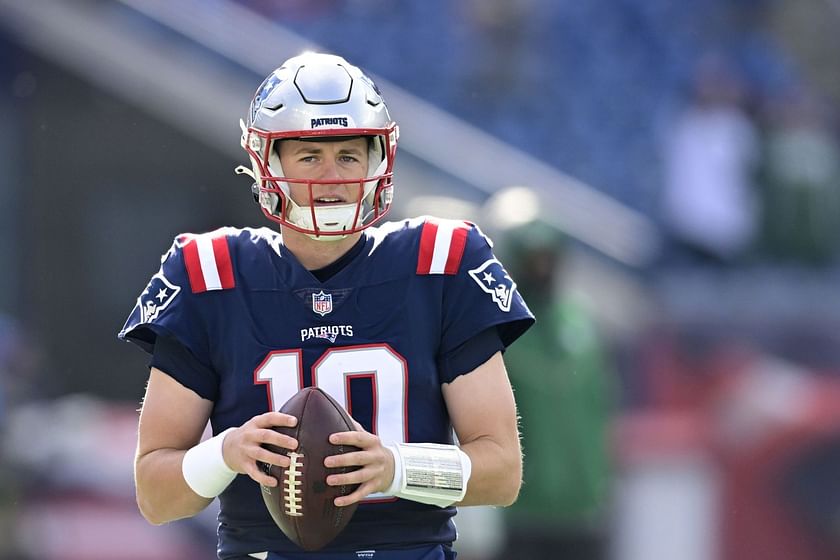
[120,52,534,560]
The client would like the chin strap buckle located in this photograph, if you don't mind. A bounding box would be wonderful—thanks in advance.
[234,165,260,203]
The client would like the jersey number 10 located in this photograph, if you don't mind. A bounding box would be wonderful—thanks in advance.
[254,343,408,447]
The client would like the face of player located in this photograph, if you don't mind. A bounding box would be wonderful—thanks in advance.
[277,137,370,208]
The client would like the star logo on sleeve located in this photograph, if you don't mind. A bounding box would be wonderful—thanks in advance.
[138,272,181,323]
[468,259,517,312]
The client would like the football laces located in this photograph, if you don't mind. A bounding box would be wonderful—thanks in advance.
[284,452,304,517]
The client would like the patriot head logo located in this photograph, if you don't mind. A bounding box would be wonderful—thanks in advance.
[312,290,333,316]
[468,258,517,312]
[250,72,282,122]
[138,272,181,323]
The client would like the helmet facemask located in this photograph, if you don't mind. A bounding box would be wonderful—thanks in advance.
[237,53,398,240]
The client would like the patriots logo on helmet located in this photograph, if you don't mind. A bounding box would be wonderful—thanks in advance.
[138,272,181,323]
[310,116,350,128]
[468,259,517,312]
[357,72,383,102]
[250,72,282,122]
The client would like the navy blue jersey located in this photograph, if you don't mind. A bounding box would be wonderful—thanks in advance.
[119,217,534,558]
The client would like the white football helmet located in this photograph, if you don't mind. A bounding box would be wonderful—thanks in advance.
[237,52,399,239]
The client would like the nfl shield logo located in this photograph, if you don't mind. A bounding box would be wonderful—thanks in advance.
[312,290,333,316]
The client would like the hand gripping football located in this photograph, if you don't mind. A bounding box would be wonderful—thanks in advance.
[260,387,360,551]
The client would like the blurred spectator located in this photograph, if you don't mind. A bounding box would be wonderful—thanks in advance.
[2,396,215,560]
[454,0,535,115]
[659,52,761,264]
[0,318,10,427]
[493,213,616,560]
[757,87,840,264]
[780,432,840,558]
[712,353,840,560]
[0,315,40,429]
[0,315,41,559]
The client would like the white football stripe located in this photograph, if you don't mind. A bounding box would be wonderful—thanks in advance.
[196,235,222,290]
[429,221,456,274]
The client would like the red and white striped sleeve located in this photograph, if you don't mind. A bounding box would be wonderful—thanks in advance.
[416,218,470,275]
[181,231,236,293]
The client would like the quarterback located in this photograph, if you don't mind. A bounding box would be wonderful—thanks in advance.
[119,52,534,560]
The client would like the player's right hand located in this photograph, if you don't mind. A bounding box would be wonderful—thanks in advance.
[221,411,298,487]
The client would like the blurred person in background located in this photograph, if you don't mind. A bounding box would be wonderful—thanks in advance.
[0,314,40,560]
[0,315,18,558]
[778,431,840,559]
[0,314,41,434]
[659,51,761,265]
[756,86,840,265]
[492,211,616,560]
[118,52,534,560]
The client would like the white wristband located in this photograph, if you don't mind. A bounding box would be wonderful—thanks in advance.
[384,443,471,508]
[182,428,237,498]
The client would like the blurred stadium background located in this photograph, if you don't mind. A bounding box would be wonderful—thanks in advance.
[3,1,840,558]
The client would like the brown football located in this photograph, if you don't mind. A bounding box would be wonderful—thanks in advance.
[259,387,360,551]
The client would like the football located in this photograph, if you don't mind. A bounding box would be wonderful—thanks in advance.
[259,387,360,551]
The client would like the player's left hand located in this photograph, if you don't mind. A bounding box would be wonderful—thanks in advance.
[323,421,395,507]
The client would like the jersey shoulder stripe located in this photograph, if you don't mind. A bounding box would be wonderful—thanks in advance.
[181,229,236,293]
[416,217,470,275]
